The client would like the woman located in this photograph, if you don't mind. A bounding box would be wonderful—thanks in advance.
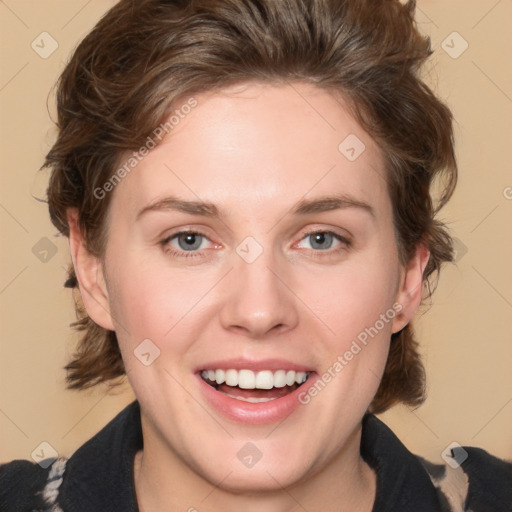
[1,0,510,510]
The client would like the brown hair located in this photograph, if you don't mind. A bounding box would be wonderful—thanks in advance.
[45,0,456,413]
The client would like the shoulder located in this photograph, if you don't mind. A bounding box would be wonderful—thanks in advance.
[0,456,68,512]
[417,445,512,512]
[362,413,511,512]
[0,401,142,512]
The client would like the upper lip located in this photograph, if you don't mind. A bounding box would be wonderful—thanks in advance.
[194,358,314,373]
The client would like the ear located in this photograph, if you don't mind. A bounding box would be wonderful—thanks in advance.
[392,242,430,334]
[67,208,115,331]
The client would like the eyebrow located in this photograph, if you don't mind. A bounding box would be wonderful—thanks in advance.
[292,195,374,218]
[137,197,219,220]
[136,194,375,220]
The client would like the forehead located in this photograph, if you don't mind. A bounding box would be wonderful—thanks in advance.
[109,82,389,222]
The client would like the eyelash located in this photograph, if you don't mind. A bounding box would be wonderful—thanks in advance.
[160,229,351,260]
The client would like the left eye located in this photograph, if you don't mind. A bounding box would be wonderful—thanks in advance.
[296,231,344,251]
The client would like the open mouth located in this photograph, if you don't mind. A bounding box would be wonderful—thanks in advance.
[200,369,312,403]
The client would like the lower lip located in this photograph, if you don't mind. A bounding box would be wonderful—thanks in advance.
[196,373,318,425]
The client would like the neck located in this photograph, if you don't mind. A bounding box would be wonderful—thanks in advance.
[133,421,376,512]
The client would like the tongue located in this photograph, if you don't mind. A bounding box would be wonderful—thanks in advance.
[216,383,298,400]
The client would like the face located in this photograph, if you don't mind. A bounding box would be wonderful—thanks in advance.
[71,82,426,493]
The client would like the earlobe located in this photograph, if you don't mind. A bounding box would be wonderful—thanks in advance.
[392,243,430,334]
[67,208,115,331]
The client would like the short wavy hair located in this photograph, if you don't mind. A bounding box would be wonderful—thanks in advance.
[45,0,456,414]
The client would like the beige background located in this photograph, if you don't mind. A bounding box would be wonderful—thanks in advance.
[1,0,511,465]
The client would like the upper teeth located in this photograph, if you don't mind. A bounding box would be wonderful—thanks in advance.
[201,369,309,389]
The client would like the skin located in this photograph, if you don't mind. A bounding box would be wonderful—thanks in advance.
[68,82,429,511]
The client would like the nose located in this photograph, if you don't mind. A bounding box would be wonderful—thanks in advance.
[219,249,299,339]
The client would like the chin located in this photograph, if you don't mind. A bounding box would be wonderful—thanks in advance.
[188,444,316,495]
[208,465,309,495]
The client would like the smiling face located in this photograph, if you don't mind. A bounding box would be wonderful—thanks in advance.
[69,82,427,499]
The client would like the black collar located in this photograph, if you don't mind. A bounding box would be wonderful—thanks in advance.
[58,400,441,511]
[361,413,441,511]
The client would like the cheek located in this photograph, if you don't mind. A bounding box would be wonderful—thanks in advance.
[303,254,400,345]
[298,260,398,418]
[105,261,217,401]
[105,253,218,346]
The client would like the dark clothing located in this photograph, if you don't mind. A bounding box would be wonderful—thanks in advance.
[1,400,511,511]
